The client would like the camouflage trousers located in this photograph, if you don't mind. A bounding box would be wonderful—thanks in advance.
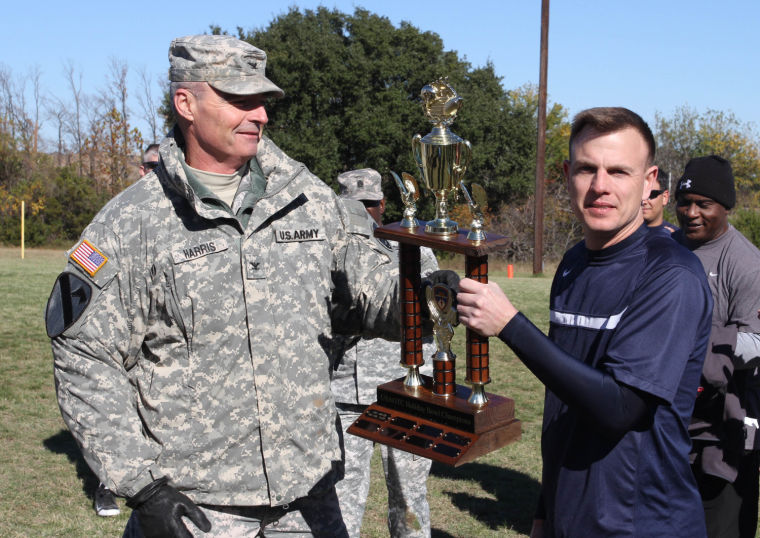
[122,485,348,537]
[336,407,432,538]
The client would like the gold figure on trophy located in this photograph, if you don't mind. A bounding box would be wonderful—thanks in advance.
[460,181,487,242]
[391,171,421,229]
[425,283,458,397]
[412,78,472,235]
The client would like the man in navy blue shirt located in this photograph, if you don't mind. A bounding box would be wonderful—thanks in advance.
[457,107,712,537]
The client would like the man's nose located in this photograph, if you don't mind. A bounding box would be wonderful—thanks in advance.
[589,171,609,193]
[248,105,268,125]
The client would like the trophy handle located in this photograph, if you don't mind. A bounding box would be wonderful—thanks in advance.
[453,140,472,184]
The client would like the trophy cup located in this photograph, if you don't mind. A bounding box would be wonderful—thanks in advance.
[412,79,472,235]
[347,80,520,466]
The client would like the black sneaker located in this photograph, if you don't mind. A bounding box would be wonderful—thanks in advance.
[94,483,120,517]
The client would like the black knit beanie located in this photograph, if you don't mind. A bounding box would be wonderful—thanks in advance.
[675,155,735,209]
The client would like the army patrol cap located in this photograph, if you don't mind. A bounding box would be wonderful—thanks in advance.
[169,34,284,98]
[337,169,384,201]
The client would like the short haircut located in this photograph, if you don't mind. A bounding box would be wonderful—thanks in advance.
[569,107,656,165]
[169,80,206,115]
[143,144,160,162]
[655,168,669,190]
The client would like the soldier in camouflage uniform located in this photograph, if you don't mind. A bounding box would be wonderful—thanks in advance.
[44,35,422,537]
[333,169,435,538]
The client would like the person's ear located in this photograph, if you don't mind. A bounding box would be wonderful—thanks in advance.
[642,165,658,200]
[174,88,196,123]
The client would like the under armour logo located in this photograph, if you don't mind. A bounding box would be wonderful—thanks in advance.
[680,178,692,190]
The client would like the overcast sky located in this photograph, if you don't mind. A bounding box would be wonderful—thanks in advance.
[2,0,759,147]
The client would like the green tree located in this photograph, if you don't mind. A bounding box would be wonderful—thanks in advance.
[655,106,760,206]
[38,167,110,243]
[485,85,575,263]
[242,7,541,220]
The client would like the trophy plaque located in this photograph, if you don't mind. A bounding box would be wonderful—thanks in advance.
[347,79,521,466]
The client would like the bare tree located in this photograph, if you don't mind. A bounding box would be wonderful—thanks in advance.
[104,58,129,152]
[0,65,31,150]
[137,66,160,143]
[98,57,133,183]
[0,64,15,142]
[63,61,86,176]
[13,75,32,153]
[29,65,44,153]
[45,95,69,165]
[1,70,40,156]
[158,77,173,133]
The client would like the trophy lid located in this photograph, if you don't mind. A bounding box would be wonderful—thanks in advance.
[420,78,462,128]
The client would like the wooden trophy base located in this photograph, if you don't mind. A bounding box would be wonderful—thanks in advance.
[347,375,521,466]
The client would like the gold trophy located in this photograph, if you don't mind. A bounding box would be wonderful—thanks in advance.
[412,78,472,235]
[348,80,520,466]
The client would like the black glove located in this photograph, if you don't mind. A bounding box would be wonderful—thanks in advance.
[126,477,211,538]
[423,269,460,291]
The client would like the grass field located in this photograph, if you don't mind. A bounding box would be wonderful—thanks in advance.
[0,247,550,537]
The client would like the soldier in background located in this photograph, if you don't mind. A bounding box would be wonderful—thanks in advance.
[138,143,160,177]
[333,169,435,538]
[45,34,433,537]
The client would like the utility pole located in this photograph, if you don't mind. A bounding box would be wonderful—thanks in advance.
[533,0,550,274]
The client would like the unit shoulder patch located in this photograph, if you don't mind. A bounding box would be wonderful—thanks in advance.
[45,272,93,338]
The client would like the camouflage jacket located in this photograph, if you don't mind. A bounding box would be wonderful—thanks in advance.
[49,131,399,506]
[331,243,438,405]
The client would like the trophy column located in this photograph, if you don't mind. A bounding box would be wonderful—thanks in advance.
[465,255,490,406]
[399,244,424,387]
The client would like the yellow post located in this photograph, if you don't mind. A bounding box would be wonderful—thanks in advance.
[21,200,25,259]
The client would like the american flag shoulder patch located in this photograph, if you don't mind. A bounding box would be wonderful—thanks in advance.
[70,239,108,277]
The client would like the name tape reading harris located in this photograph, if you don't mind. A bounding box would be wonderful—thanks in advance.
[171,227,324,264]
